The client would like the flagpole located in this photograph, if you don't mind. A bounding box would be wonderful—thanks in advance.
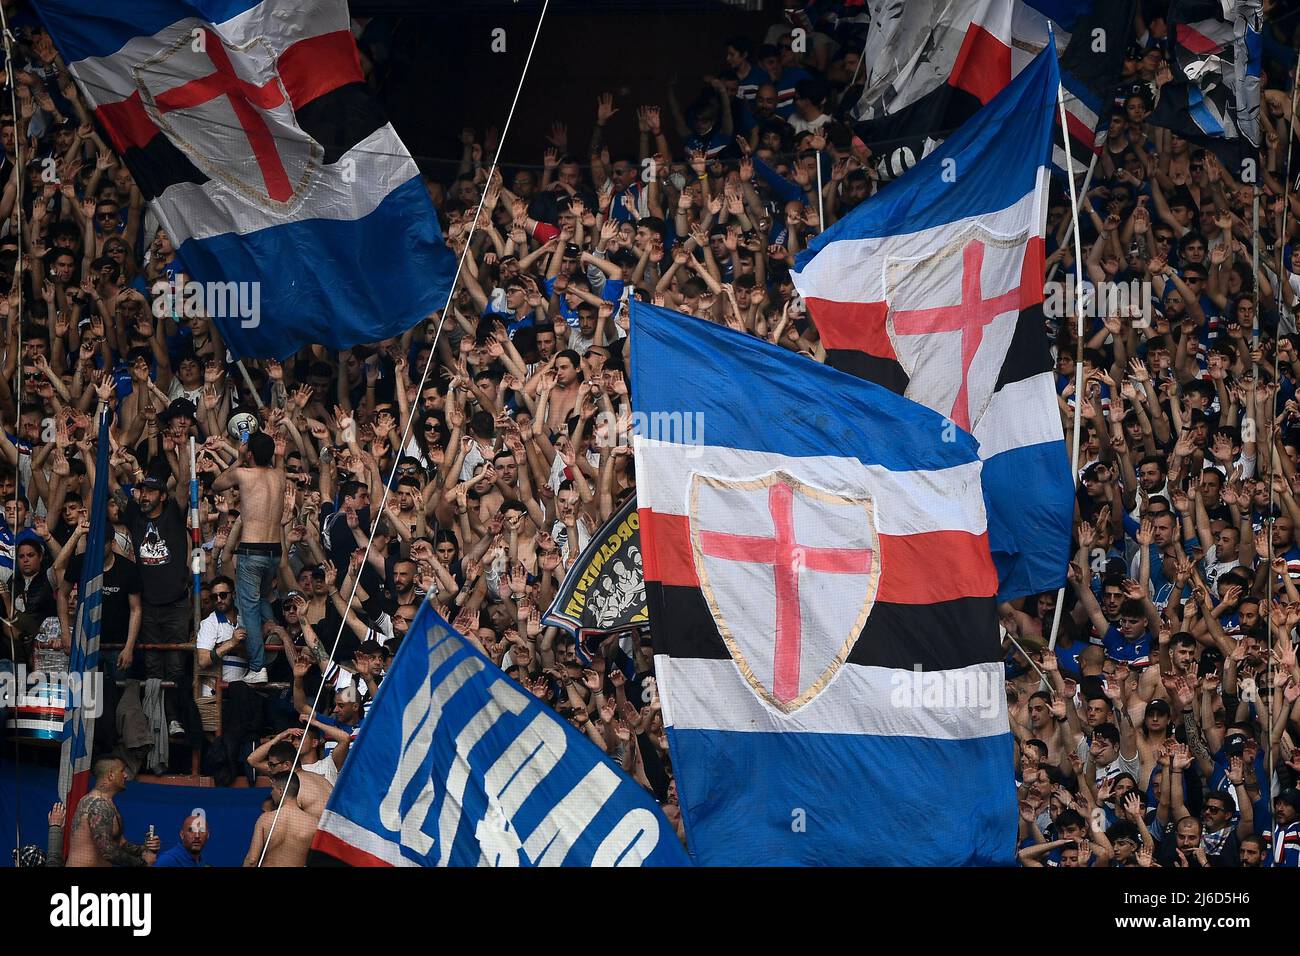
[189,437,202,640]
[1048,27,1088,654]
[815,152,826,233]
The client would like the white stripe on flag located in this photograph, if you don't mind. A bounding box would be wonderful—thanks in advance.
[633,437,987,535]
[316,809,412,866]
[973,371,1066,458]
[154,123,418,243]
[792,186,1040,303]
[68,0,345,107]
[656,655,1008,740]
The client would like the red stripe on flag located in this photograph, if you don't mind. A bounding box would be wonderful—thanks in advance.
[278,30,364,110]
[1063,111,1102,155]
[876,529,998,603]
[311,828,395,867]
[804,298,893,356]
[640,510,996,602]
[1176,23,1226,56]
[1020,236,1045,308]
[948,23,1011,105]
[96,92,159,154]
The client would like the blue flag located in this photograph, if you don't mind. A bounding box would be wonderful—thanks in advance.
[632,299,1017,865]
[313,602,689,867]
[58,406,111,827]
[792,44,1073,602]
[36,0,457,359]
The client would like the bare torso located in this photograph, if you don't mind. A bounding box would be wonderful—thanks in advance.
[67,791,136,867]
[235,466,285,544]
[546,384,579,432]
[252,806,315,866]
[294,766,333,823]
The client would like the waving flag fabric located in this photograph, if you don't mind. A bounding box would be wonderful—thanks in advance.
[853,0,1013,172]
[1151,0,1262,168]
[630,300,1016,866]
[58,407,111,850]
[792,44,1072,603]
[1013,0,1137,179]
[36,0,456,359]
[312,602,688,867]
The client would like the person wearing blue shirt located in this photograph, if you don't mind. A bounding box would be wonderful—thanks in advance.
[153,813,208,867]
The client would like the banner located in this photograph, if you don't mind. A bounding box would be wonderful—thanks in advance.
[543,495,646,638]
[631,299,1016,866]
[312,601,689,867]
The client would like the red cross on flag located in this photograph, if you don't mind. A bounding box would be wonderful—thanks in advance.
[791,43,1073,603]
[36,0,457,360]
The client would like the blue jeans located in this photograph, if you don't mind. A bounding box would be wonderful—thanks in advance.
[234,552,277,673]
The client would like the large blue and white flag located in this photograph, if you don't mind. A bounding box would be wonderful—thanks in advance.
[792,44,1072,602]
[311,602,689,867]
[631,300,1017,866]
[35,0,457,359]
[58,406,112,842]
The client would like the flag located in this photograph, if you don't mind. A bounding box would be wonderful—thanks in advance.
[1150,0,1262,167]
[852,0,1014,177]
[792,44,1073,602]
[311,601,689,867]
[1012,0,1137,179]
[58,406,111,847]
[630,300,1015,866]
[542,495,647,639]
[35,0,457,360]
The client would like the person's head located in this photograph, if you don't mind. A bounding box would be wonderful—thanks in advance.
[1149,511,1176,547]
[1055,808,1087,844]
[1027,690,1052,730]
[210,575,234,614]
[1137,454,1166,493]
[1115,599,1148,641]
[393,559,416,597]
[333,685,361,725]
[1201,792,1234,832]
[393,602,416,636]
[554,350,583,387]
[1239,833,1265,866]
[269,771,300,805]
[247,431,274,468]
[1098,575,1126,622]
[1143,696,1172,734]
[92,755,130,794]
[435,530,460,565]
[179,813,209,856]
[340,480,370,515]
[15,539,43,577]
[1274,789,1300,826]
[1166,632,1197,674]
[1174,814,1203,851]
[1084,693,1113,728]
[1090,723,1122,765]
[138,476,168,516]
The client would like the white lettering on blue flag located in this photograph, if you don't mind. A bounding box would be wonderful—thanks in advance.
[320,607,688,867]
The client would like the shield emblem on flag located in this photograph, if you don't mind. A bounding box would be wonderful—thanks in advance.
[688,470,880,714]
[883,222,1030,432]
[134,27,321,210]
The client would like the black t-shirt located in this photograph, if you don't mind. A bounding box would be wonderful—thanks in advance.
[123,499,190,605]
[65,554,141,640]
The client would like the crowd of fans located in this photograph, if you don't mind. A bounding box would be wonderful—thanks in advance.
[2,2,1300,867]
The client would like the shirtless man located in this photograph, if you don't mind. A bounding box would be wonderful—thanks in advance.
[243,773,315,867]
[66,756,159,867]
[540,350,583,433]
[248,727,336,824]
[212,431,286,684]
